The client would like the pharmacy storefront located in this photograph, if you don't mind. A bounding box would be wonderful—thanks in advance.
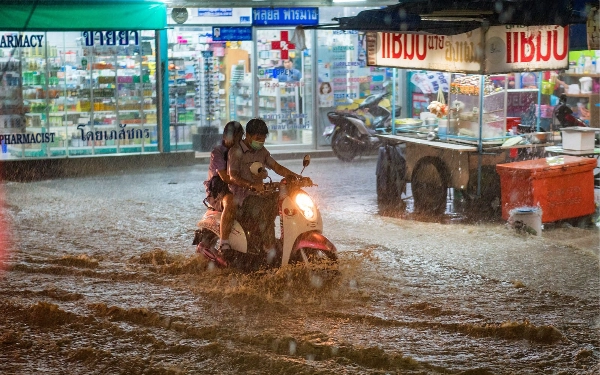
[0,1,167,160]
[167,6,398,150]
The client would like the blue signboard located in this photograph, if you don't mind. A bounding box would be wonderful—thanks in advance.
[252,7,319,26]
[212,27,252,41]
[198,8,233,17]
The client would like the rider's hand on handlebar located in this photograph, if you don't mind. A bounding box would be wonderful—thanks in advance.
[251,182,265,192]
[302,176,314,186]
[286,173,301,181]
[258,169,269,180]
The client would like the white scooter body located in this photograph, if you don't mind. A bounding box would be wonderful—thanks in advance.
[196,210,248,253]
[197,187,325,267]
[195,156,335,268]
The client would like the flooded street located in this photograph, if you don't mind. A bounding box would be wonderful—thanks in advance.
[1,156,599,374]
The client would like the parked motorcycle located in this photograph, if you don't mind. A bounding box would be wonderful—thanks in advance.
[193,155,337,271]
[323,91,400,161]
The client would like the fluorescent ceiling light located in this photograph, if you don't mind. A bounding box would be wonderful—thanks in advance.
[333,0,367,3]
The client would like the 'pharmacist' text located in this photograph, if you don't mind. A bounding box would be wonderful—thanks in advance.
[0,132,55,145]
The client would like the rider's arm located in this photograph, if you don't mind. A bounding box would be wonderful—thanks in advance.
[216,169,231,184]
[210,147,232,183]
[269,158,301,179]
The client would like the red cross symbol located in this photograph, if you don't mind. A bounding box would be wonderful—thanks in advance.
[271,31,295,60]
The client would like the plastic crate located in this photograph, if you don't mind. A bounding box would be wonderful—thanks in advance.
[496,156,596,222]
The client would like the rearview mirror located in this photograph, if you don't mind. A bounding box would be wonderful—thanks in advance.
[300,155,311,175]
[303,154,311,168]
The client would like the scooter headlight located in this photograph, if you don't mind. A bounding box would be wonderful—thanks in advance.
[294,192,315,220]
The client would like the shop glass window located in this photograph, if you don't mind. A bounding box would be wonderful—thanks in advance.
[256,28,312,145]
[167,26,253,152]
[315,30,395,146]
[0,30,157,159]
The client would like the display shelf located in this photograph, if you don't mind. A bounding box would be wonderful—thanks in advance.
[559,74,599,127]
[507,88,540,93]
[447,74,508,142]
[565,93,595,98]
[562,73,600,78]
[9,39,158,152]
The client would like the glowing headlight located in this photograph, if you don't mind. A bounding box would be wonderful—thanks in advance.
[294,192,315,219]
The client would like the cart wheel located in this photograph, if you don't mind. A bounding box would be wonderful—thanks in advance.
[331,126,359,162]
[411,157,448,215]
[377,170,406,207]
[377,152,406,208]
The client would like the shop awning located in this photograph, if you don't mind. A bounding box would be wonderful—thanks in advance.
[0,1,167,31]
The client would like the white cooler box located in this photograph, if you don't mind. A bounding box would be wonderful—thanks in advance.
[560,127,598,151]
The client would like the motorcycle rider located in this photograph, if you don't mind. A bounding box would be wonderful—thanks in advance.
[203,121,244,252]
[226,118,302,254]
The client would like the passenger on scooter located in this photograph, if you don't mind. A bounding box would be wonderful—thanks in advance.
[203,121,244,251]
[226,118,302,253]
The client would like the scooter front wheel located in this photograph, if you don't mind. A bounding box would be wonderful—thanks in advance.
[292,248,338,265]
[331,127,360,162]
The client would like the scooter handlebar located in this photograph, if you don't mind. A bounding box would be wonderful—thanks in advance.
[256,177,316,194]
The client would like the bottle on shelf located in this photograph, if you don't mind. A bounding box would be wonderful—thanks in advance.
[576,54,585,74]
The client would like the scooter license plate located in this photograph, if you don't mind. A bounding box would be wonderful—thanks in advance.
[323,125,335,137]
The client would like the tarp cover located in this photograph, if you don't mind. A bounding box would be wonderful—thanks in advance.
[0,1,166,31]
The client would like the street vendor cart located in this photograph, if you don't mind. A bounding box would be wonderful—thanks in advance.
[367,25,574,216]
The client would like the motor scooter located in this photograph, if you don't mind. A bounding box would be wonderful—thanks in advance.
[193,155,337,271]
[323,91,401,162]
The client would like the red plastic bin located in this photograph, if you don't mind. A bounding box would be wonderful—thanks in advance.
[496,156,596,223]
[506,117,520,132]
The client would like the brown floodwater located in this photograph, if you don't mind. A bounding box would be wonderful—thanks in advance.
[1,159,598,374]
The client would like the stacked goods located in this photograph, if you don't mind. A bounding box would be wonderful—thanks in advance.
[450,76,499,96]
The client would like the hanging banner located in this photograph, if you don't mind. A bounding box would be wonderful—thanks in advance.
[588,6,599,50]
[367,25,569,74]
[486,25,569,73]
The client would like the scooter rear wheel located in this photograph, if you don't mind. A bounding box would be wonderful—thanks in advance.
[196,231,229,268]
[331,127,359,162]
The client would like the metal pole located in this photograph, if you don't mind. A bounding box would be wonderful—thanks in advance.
[312,28,318,149]
[156,29,170,153]
[391,68,396,134]
[477,74,484,197]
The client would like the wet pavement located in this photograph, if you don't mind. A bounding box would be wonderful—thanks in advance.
[1,156,598,374]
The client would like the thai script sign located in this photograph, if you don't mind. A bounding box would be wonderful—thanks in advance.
[77,124,149,142]
[212,27,252,42]
[252,7,318,26]
[367,25,569,74]
[82,31,139,47]
[0,34,43,48]
[198,8,232,17]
